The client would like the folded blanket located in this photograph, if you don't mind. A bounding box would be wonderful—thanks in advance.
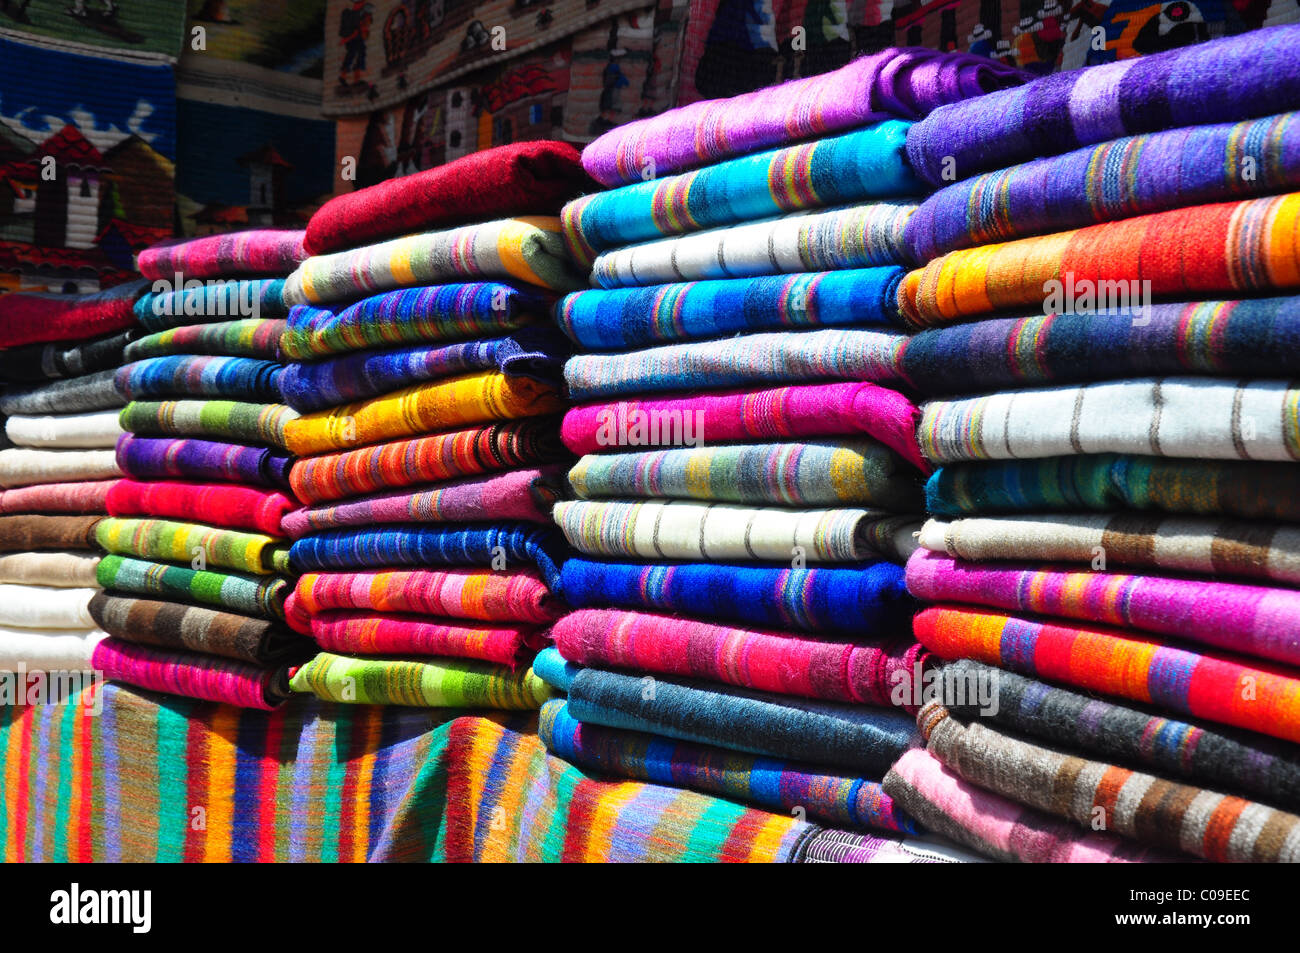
[0,369,122,415]
[533,645,579,691]
[115,355,285,403]
[0,551,100,588]
[901,194,1300,327]
[553,499,918,564]
[5,411,124,449]
[289,417,566,505]
[92,638,291,709]
[0,480,115,515]
[282,371,562,456]
[0,584,95,628]
[563,124,919,263]
[900,297,1300,396]
[282,466,564,537]
[285,217,582,305]
[562,558,911,635]
[0,329,134,383]
[96,555,288,621]
[590,204,916,289]
[540,699,918,833]
[918,513,1300,588]
[0,449,120,488]
[920,378,1300,464]
[915,606,1300,745]
[95,517,289,576]
[552,608,926,707]
[906,112,1300,262]
[906,25,1300,186]
[307,611,543,667]
[582,48,1026,186]
[288,651,553,708]
[568,439,920,510]
[927,454,1300,523]
[278,327,568,412]
[280,283,546,360]
[124,320,287,361]
[561,381,926,472]
[0,280,145,348]
[0,626,105,672]
[0,515,101,552]
[564,328,907,400]
[137,229,307,280]
[105,480,294,537]
[87,594,305,665]
[567,667,918,774]
[121,402,294,452]
[559,269,904,352]
[134,279,289,331]
[116,435,292,489]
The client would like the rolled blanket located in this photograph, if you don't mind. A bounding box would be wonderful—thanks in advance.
[0,369,122,414]
[0,329,134,383]
[0,515,101,552]
[899,298,1300,396]
[900,194,1300,327]
[559,270,904,352]
[278,327,568,412]
[553,499,918,564]
[567,667,918,775]
[0,584,95,628]
[914,605,1300,746]
[551,608,926,707]
[284,217,582,305]
[92,638,291,710]
[115,355,285,403]
[288,417,565,505]
[282,371,562,456]
[280,283,546,360]
[539,699,918,834]
[0,449,120,489]
[0,626,105,672]
[106,480,294,537]
[590,204,916,289]
[0,551,101,588]
[87,594,304,665]
[137,229,307,280]
[288,651,553,709]
[118,401,298,450]
[116,435,292,489]
[563,124,919,263]
[124,320,287,361]
[564,328,907,400]
[0,480,115,515]
[282,466,564,537]
[581,48,1025,186]
[906,25,1300,186]
[95,517,289,575]
[918,514,1300,588]
[134,279,289,331]
[5,411,124,449]
[307,611,543,667]
[927,454,1300,523]
[0,279,145,348]
[561,382,926,472]
[568,439,920,510]
[96,555,288,621]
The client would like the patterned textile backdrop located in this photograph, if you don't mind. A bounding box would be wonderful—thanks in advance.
[0,0,187,58]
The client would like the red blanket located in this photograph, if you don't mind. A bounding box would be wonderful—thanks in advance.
[0,279,146,348]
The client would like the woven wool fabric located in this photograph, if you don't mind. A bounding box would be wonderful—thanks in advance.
[0,369,122,415]
[564,328,907,400]
[0,330,134,383]
[284,217,583,305]
[0,280,145,348]
[289,418,565,505]
[540,699,918,834]
[134,279,289,332]
[280,283,546,360]
[0,480,115,515]
[558,269,904,351]
[927,453,1300,523]
[124,320,287,361]
[534,646,579,691]
[900,194,1300,327]
[0,552,100,588]
[581,48,1025,186]
[568,439,920,510]
[116,435,292,490]
[106,480,294,537]
[562,124,920,264]
[0,626,105,672]
[921,702,1300,863]
[282,466,564,538]
[589,203,917,289]
[899,298,1300,397]
[5,411,124,449]
[118,400,298,450]
[95,518,289,576]
[93,638,290,710]
[307,611,543,668]
[305,141,593,255]
[905,112,1300,263]
[905,26,1300,186]
[0,584,95,629]
[914,606,1300,746]
[114,355,285,403]
[553,499,918,564]
[0,516,101,552]
[552,608,927,708]
[561,558,912,635]
[0,449,121,489]
[289,651,552,709]
[137,229,307,280]
[282,371,563,456]
[96,555,288,622]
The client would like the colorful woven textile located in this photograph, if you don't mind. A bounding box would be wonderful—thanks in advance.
[307,612,543,668]
[137,229,307,280]
[0,369,122,415]
[0,552,101,588]
[93,638,290,710]
[0,480,114,515]
[114,355,285,403]
[0,515,101,552]
[282,372,563,457]
[899,298,1300,396]
[5,411,123,449]
[906,26,1300,186]
[0,330,134,383]
[914,606,1300,745]
[106,480,294,537]
[289,652,553,709]
[95,518,289,576]
[581,48,1025,186]
[96,555,288,621]
[0,449,120,489]
[900,194,1300,327]
[87,595,304,666]
[124,320,287,361]
[119,401,298,450]
[0,280,145,348]
[134,279,289,332]
[533,646,580,692]
[561,559,912,635]
[116,436,293,490]
[0,626,105,672]
[562,124,919,264]
[553,499,918,564]
[0,584,95,629]
[564,328,907,400]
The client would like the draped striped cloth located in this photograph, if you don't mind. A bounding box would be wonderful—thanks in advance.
[0,515,102,552]
[134,279,289,332]
[5,411,122,449]
[93,638,291,710]
[306,611,543,667]
[0,551,101,588]
[0,448,121,488]
[289,651,553,709]
[114,355,285,403]
[553,499,919,564]
[95,517,289,575]
[0,369,122,414]
[589,203,916,289]
[0,479,115,515]
[900,194,1300,327]
[106,480,294,537]
[96,555,288,620]
[116,435,293,489]
[124,320,286,361]
[119,401,299,450]
[137,228,306,280]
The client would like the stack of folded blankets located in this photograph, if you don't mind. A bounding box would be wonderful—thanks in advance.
[90,230,317,710]
[537,47,1026,846]
[884,25,1300,863]
[277,142,590,713]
